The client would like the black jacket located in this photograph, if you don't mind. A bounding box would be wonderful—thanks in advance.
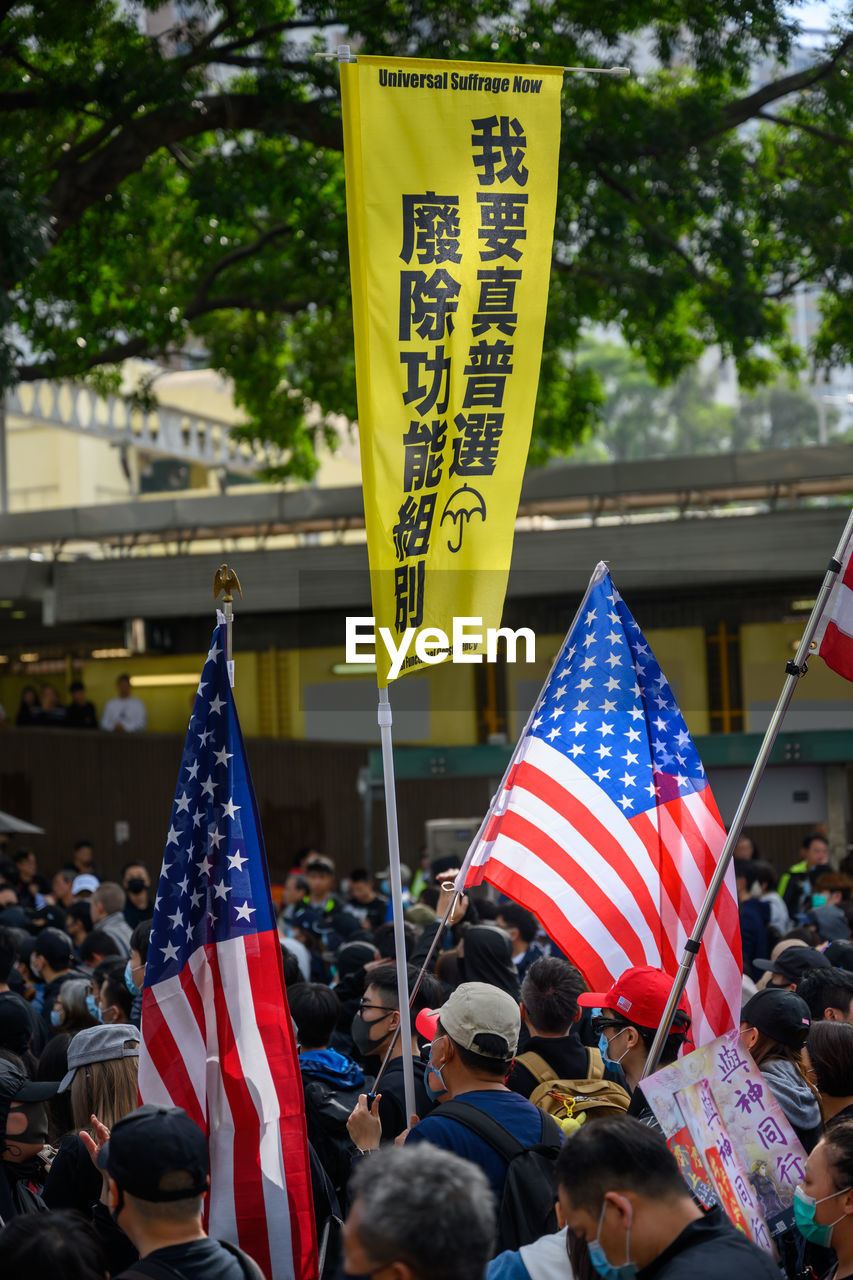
[506,1031,598,1098]
[636,1205,781,1279]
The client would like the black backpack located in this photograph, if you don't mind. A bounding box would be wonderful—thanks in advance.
[437,1099,563,1254]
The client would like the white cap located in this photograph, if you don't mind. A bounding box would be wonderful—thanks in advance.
[72,873,100,895]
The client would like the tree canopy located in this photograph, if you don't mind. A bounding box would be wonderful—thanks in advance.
[2,1,852,478]
[567,338,841,463]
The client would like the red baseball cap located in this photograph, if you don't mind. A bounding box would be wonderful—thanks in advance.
[577,966,690,1029]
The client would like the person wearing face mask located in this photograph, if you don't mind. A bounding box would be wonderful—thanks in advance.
[404,982,562,1243]
[23,928,77,1033]
[795,1119,853,1277]
[124,917,152,1028]
[49,977,98,1034]
[0,1056,59,1220]
[788,1116,850,1274]
[577,967,691,1110]
[740,987,822,1151]
[557,1114,780,1280]
[86,957,125,1025]
[121,862,152,930]
[349,961,442,1139]
[98,972,133,1026]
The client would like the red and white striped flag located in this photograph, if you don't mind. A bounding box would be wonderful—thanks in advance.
[458,562,742,1046]
[139,625,317,1280]
[814,516,853,682]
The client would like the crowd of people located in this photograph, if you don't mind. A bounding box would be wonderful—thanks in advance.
[8,674,147,733]
[0,833,851,1279]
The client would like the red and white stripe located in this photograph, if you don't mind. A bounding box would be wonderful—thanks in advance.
[463,734,742,1045]
[140,930,315,1280]
[815,521,853,682]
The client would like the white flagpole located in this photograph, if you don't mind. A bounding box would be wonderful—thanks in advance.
[641,505,853,1079]
[377,685,417,1123]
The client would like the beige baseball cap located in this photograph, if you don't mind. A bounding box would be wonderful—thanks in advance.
[439,981,520,1058]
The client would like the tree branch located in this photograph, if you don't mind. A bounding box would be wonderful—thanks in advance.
[15,291,317,381]
[16,334,151,381]
[45,91,342,243]
[707,31,853,137]
[186,293,314,317]
[756,108,853,150]
[183,222,293,319]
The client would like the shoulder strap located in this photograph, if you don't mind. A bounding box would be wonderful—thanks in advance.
[586,1046,605,1081]
[219,1239,267,1280]
[537,1107,565,1148]
[436,1100,526,1162]
[515,1051,557,1084]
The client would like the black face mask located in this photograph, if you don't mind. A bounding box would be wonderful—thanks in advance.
[351,1010,394,1058]
[125,878,147,895]
[3,1101,48,1155]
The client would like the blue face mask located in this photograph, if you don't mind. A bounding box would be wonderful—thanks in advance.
[86,993,102,1023]
[794,1183,852,1247]
[424,1044,447,1103]
[599,1029,629,1069]
[50,1008,64,1027]
[588,1200,638,1280]
[124,960,143,998]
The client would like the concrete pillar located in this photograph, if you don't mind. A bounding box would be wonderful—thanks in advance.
[826,763,849,864]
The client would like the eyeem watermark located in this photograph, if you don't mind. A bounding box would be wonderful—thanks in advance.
[346,616,536,680]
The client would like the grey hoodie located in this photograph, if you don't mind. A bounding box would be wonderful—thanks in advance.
[761,1058,822,1147]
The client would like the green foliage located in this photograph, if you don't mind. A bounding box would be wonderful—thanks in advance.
[1,0,852,478]
[571,337,834,462]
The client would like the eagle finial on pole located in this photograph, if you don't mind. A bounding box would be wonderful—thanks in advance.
[213,564,242,679]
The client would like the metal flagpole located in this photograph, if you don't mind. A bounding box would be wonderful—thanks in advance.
[641,506,853,1080]
[376,685,417,1123]
[370,882,458,1093]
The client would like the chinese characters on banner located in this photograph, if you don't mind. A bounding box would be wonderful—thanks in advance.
[639,1029,807,1256]
[341,58,563,684]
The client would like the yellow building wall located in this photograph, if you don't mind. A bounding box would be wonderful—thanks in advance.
[741,621,853,728]
[7,420,131,511]
[1,624,713,745]
[279,646,479,745]
[0,651,264,736]
[506,626,710,740]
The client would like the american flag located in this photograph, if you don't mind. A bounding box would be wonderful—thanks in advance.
[460,562,742,1045]
[814,514,853,682]
[139,625,317,1280]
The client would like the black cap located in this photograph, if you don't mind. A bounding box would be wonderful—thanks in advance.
[31,927,74,970]
[753,946,831,982]
[31,903,68,932]
[826,941,853,972]
[741,988,812,1049]
[0,1056,59,1105]
[97,1105,209,1201]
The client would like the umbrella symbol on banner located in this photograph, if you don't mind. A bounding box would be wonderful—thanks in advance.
[439,484,487,553]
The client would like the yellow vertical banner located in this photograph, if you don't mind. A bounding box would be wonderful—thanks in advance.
[342,56,563,685]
